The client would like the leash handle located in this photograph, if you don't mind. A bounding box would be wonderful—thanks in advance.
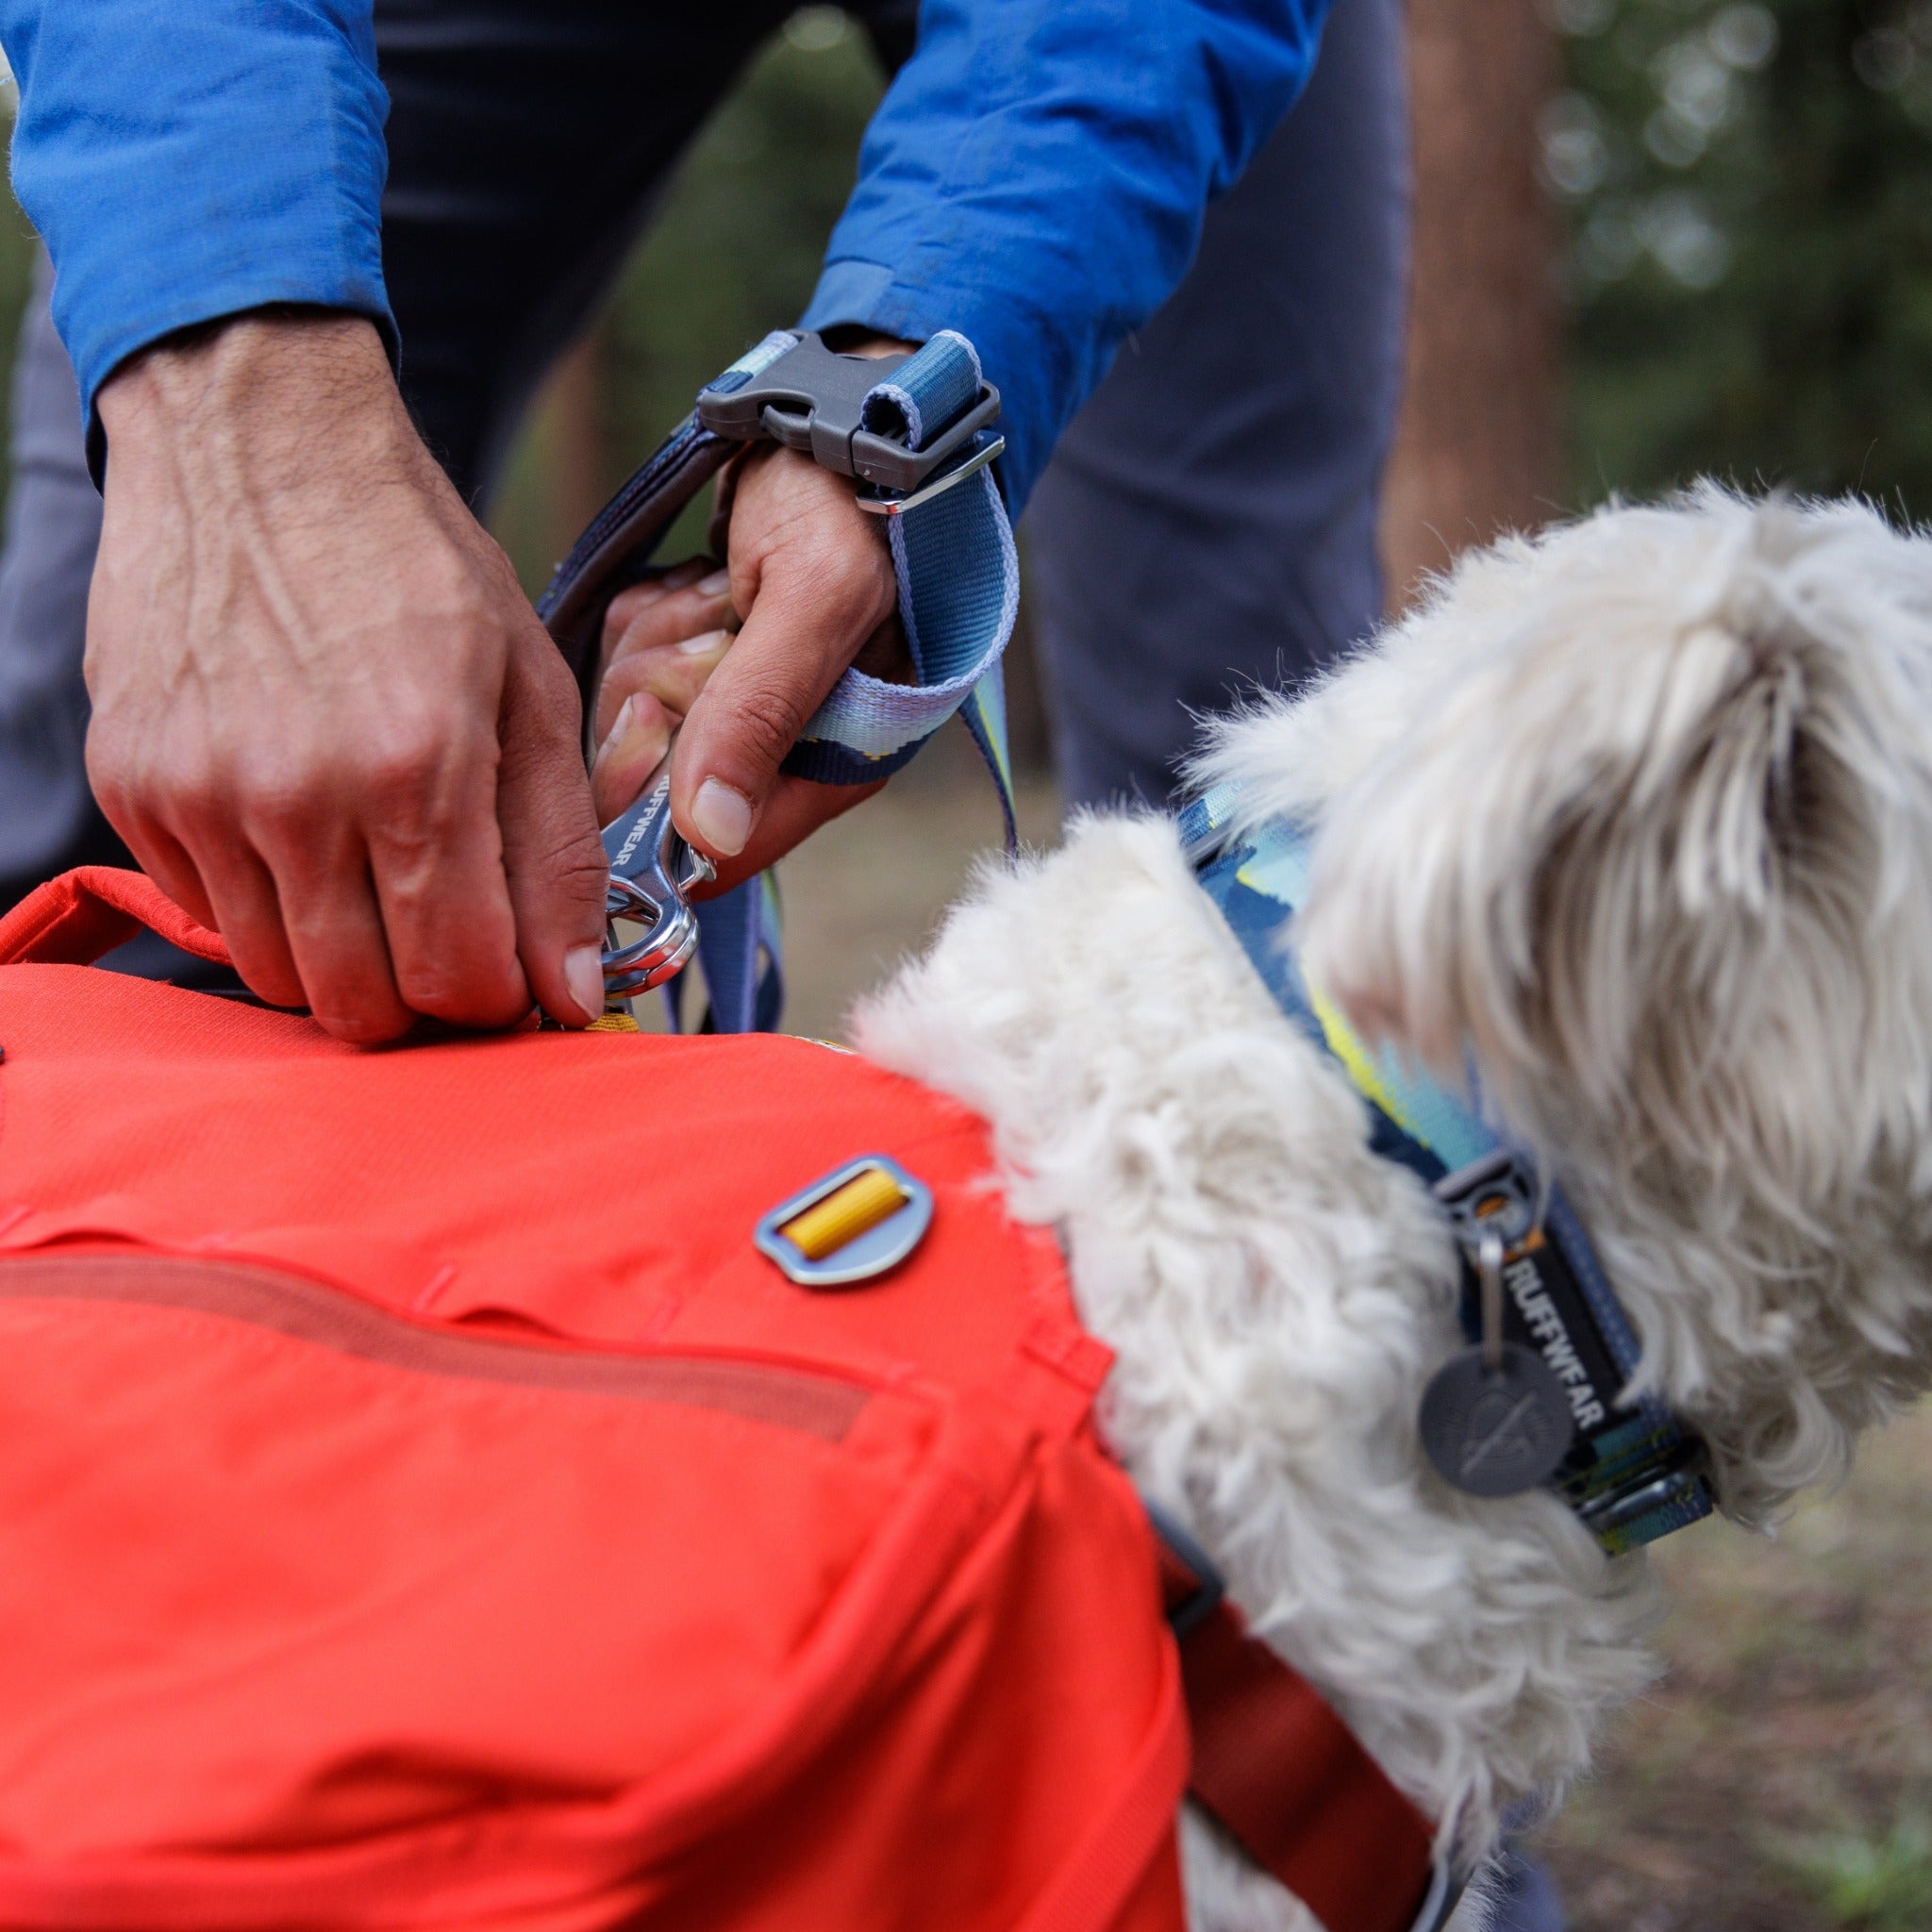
[539,330,1020,807]
[540,329,1022,1033]
[0,867,232,970]
[539,419,737,692]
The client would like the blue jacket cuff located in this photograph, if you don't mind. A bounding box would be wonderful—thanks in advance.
[798,0,1329,519]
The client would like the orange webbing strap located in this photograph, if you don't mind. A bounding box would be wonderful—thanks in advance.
[0,867,231,969]
[1158,1544,1438,1932]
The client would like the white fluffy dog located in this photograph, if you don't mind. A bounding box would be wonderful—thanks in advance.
[850,487,1932,1928]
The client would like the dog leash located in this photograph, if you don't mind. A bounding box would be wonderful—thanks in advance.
[540,329,1021,1031]
[1176,782,1715,1558]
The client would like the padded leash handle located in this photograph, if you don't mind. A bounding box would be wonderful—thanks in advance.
[537,328,1019,808]
[537,411,739,694]
[0,867,232,970]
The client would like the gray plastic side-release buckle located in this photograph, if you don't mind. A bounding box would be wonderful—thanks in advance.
[696,332,1002,508]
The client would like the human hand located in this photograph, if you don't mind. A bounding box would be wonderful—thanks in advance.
[589,518,902,890]
[589,559,733,824]
[597,338,918,891]
[88,312,608,1041]
[591,448,908,889]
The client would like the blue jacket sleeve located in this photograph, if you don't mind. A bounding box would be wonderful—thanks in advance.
[0,0,391,461]
[800,0,1333,516]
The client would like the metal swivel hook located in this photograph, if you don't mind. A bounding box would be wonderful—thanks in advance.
[599,776,715,1000]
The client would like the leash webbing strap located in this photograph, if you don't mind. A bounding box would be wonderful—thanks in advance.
[539,330,1020,1031]
[704,330,1019,836]
[1151,1534,1442,1932]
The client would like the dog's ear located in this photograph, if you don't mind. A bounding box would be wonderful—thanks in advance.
[1281,491,1932,1206]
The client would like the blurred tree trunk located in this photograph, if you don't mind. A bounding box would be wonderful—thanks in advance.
[1380,0,1561,608]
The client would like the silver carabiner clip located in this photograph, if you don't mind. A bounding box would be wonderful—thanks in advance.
[600,776,715,1000]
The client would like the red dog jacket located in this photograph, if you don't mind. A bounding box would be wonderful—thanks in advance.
[0,869,1435,1932]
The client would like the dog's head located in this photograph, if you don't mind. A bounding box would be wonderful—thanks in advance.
[1197,487,1932,1524]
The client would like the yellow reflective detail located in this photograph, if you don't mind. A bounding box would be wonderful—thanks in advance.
[1307,986,1427,1146]
[781,1166,908,1260]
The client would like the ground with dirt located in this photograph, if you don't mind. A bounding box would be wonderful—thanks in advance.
[776,769,1932,1932]
[1540,1407,1932,1932]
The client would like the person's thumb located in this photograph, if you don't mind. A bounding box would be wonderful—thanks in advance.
[498,627,609,1026]
[670,549,889,866]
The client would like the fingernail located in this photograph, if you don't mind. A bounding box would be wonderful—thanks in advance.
[678,626,732,657]
[626,578,671,606]
[696,568,732,598]
[564,943,606,1024]
[691,777,753,858]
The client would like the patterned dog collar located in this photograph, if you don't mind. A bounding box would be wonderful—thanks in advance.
[1177,787,1713,1556]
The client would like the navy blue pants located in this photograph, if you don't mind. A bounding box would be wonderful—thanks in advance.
[1025,0,1411,807]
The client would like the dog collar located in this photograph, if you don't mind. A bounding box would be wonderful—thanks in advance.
[1177,786,1713,1556]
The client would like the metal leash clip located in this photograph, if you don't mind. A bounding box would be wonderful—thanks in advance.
[600,775,715,1000]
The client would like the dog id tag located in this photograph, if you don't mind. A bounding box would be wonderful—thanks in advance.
[1419,1343,1575,1498]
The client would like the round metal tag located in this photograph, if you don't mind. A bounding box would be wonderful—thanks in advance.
[1419,1342,1575,1498]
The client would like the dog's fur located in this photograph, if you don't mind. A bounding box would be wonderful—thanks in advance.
[852,488,1932,1928]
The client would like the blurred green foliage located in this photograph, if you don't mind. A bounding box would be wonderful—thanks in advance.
[1785,1807,1932,1930]
[1550,0,1932,514]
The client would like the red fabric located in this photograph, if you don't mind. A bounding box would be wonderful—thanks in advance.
[1157,1545,1436,1932]
[0,866,230,968]
[0,871,1186,1932]
[0,868,1429,1932]
[1178,1601,1435,1932]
